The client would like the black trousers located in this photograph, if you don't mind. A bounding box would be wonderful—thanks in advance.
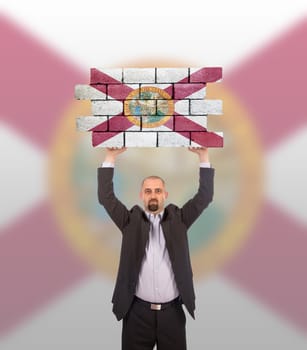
[122,297,187,350]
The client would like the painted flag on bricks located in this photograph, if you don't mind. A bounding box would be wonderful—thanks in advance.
[75,67,223,147]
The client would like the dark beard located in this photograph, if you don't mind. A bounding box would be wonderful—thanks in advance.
[148,200,158,212]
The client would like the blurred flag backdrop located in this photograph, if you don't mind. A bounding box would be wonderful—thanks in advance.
[0,2,306,349]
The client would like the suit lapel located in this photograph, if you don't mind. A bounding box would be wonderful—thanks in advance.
[161,210,174,258]
[140,212,150,254]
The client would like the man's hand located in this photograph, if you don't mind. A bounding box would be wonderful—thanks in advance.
[104,147,127,164]
[188,147,209,163]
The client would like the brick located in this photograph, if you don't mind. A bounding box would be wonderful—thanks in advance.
[107,84,138,100]
[158,132,190,147]
[76,116,108,131]
[90,68,122,84]
[140,84,173,98]
[190,67,222,83]
[188,86,206,99]
[124,99,157,116]
[123,68,155,83]
[109,116,140,131]
[90,84,107,96]
[174,100,189,115]
[140,116,172,131]
[156,68,189,83]
[174,115,207,131]
[92,131,124,147]
[125,131,157,147]
[174,83,206,99]
[190,131,223,147]
[190,100,222,115]
[91,100,123,115]
[156,99,173,115]
[75,84,106,100]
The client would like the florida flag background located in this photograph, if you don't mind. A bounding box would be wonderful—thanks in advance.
[0,1,307,349]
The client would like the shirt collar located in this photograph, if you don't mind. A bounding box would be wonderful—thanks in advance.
[145,210,164,220]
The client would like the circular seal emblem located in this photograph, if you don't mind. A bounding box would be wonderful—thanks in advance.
[124,86,174,128]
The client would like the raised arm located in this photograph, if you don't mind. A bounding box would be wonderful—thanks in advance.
[181,147,214,228]
[103,147,127,165]
[98,147,130,231]
[187,146,210,163]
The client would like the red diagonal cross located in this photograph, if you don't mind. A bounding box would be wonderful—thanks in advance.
[88,68,223,147]
[222,18,307,331]
[0,15,90,334]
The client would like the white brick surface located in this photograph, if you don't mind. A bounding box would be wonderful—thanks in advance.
[187,87,207,99]
[125,132,157,147]
[156,68,189,83]
[158,132,190,147]
[76,116,108,131]
[190,100,223,115]
[123,68,155,83]
[174,100,189,115]
[96,133,124,147]
[75,84,106,100]
[91,100,123,115]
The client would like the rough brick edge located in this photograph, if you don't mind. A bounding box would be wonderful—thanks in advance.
[90,67,223,84]
[92,131,223,147]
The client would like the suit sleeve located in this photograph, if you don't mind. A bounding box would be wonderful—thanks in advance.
[180,167,215,229]
[97,167,130,231]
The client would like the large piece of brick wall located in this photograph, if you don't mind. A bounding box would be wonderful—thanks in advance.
[75,67,223,147]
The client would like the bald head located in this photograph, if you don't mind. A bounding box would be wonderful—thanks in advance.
[141,175,165,188]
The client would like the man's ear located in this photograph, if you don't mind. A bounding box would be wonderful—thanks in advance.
[165,191,169,199]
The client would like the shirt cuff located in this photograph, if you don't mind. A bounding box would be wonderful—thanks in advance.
[199,162,211,168]
[101,162,115,168]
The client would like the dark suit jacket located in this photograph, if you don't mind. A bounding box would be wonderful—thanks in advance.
[98,166,214,321]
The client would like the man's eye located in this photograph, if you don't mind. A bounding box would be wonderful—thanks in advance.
[155,189,162,193]
[145,189,151,194]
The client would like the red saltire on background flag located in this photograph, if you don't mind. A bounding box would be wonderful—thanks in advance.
[222,17,307,330]
[0,14,90,333]
[0,13,306,342]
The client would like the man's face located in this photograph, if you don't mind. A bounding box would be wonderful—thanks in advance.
[140,178,168,214]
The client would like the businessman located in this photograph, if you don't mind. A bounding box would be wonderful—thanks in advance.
[98,147,214,350]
